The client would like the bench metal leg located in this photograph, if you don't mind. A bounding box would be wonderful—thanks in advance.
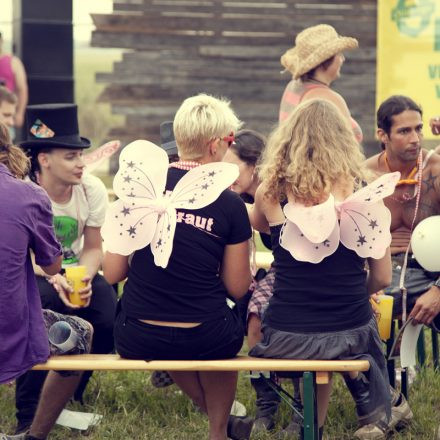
[386,321,396,388]
[303,371,319,440]
[433,328,439,369]
[401,368,408,399]
[259,372,319,439]
[259,374,303,421]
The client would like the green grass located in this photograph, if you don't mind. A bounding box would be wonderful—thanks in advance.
[2,342,440,439]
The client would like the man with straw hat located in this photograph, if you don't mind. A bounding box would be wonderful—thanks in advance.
[278,24,363,142]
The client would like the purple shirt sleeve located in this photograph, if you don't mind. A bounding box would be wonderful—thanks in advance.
[29,185,62,267]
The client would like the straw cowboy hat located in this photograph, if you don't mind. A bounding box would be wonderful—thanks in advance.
[281,24,358,79]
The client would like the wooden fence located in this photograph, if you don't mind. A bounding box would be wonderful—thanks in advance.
[91,0,379,157]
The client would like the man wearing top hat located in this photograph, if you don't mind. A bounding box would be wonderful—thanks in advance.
[14,103,117,435]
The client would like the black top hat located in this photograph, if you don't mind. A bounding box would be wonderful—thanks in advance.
[160,121,178,157]
[20,103,91,150]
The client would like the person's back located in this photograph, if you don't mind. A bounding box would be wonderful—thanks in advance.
[250,99,395,439]
[123,167,249,324]
[267,234,370,333]
[104,94,254,440]
[0,162,59,382]
[278,24,362,142]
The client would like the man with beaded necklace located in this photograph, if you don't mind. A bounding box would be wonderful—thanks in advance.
[361,95,440,439]
[366,95,440,327]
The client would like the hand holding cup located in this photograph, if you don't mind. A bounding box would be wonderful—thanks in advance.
[49,266,92,308]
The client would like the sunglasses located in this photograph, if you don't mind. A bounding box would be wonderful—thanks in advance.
[221,132,235,147]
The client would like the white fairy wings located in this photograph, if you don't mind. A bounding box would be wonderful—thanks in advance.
[280,172,400,263]
[101,140,239,268]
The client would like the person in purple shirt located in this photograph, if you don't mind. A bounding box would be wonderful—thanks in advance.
[0,121,92,440]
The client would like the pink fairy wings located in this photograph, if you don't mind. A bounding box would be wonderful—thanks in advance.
[101,140,239,268]
[83,140,121,173]
[280,172,400,263]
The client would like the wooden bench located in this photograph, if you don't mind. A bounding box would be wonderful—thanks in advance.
[33,354,369,440]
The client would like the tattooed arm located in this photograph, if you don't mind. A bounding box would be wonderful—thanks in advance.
[409,157,440,325]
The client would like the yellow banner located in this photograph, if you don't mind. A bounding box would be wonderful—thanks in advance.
[377,0,440,139]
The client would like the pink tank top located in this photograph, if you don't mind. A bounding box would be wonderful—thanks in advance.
[279,80,363,143]
[0,55,16,92]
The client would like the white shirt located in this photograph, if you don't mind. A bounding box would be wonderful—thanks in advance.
[50,173,108,266]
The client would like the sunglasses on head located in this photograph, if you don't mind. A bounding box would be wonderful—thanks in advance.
[221,132,235,147]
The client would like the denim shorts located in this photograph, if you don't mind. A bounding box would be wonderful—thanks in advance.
[114,305,244,361]
[384,261,437,319]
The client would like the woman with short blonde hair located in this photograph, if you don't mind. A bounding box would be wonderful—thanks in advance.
[174,94,241,160]
[105,94,253,440]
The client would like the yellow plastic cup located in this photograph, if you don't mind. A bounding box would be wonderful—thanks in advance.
[372,295,394,340]
[65,266,87,306]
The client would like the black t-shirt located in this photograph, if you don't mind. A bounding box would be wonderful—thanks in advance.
[122,167,252,322]
[265,224,372,333]
[259,232,272,250]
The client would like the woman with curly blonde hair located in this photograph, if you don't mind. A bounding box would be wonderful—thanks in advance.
[261,96,366,207]
[250,99,396,439]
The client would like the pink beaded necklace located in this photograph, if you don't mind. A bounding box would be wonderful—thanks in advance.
[169,160,202,171]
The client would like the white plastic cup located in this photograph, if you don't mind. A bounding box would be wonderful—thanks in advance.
[48,321,79,353]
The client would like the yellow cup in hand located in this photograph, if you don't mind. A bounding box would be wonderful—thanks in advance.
[65,265,87,306]
[372,294,394,340]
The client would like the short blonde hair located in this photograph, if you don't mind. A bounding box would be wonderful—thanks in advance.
[259,99,368,204]
[173,94,242,160]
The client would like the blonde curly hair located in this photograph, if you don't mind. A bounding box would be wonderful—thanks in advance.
[258,99,368,204]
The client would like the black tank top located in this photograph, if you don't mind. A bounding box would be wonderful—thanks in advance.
[264,224,372,333]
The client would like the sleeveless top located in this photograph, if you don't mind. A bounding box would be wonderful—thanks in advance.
[279,79,363,143]
[264,224,372,333]
[0,55,16,91]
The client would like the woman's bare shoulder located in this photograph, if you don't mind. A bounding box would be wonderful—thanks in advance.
[303,87,350,117]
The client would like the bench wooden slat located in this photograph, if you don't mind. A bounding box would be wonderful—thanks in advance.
[32,354,369,372]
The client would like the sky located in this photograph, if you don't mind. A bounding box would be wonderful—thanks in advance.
[1,0,114,50]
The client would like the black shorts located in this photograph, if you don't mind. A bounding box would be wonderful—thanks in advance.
[114,305,244,361]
